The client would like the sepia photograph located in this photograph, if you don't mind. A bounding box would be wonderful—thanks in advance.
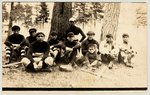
[2,2,148,91]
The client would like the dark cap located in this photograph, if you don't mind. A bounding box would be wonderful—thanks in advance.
[67,32,74,37]
[12,25,20,31]
[50,31,58,36]
[88,44,97,49]
[122,33,129,37]
[29,28,37,33]
[87,31,95,35]
[36,32,45,37]
[106,34,113,38]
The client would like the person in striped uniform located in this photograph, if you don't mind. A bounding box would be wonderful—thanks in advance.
[4,25,26,64]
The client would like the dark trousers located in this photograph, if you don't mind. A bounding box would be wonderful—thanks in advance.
[101,54,114,63]
[59,49,78,64]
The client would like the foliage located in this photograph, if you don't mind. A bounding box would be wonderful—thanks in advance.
[22,4,34,28]
[2,3,9,22]
[12,2,25,22]
[136,8,147,27]
[35,2,49,24]
[72,2,105,24]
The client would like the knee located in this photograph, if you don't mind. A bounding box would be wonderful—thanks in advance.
[21,57,30,66]
[44,57,54,66]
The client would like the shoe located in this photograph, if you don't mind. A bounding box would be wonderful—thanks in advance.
[72,62,79,69]
[108,62,113,69]
[125,63,134,68]
[59,64,74,72]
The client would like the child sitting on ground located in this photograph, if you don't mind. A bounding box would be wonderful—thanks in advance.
[118,33,137,68]
[83,44,101,69]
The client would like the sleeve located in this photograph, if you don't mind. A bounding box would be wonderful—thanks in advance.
[95,40,100,49]
[113,42,119,54]
[25,37,30,47]
[84,53,90,64]
[81,41,88,55]
[41,43,50,61]
[65,29,70,40]
[26,45,34,62]
[20,36,26,47]
[100,41,108,54]
[97,54,101,61]
[4,36,13,47]
[73,42,81,50]
[78,28,86,42]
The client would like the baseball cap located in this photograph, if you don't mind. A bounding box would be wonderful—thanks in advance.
[67,32,74,37]
[29,28,37,33]
[87,31,95,35]
[106,34,113,38]
[36,32,45,37]
[122,33,129,37]
[12,25,20,31]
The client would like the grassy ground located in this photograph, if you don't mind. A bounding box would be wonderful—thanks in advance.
[2,35,147,88]
[2,3,147,88]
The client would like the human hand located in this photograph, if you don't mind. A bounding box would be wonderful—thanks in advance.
[38,61,43,69]
[33,62,39,71]
[66,47,73,51]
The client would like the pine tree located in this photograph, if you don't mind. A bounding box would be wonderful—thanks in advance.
[37,2,49,24]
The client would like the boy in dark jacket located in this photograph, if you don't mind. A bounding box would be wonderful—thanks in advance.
[83,44,101,68]
[4,25,26,64]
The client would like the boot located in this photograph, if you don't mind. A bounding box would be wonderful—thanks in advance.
[125,62,134,68]
[108,61,113,69]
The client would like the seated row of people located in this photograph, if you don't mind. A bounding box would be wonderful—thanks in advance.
[4,25,136,72]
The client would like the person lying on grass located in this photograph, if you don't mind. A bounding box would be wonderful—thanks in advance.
[118,33,137,68]
[21,32,54,72]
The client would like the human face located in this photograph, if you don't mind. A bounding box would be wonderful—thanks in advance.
[51,35,57,40]
[123,36,129,43]
[30,32,36,37]
[67,36,75,42]
[69,21,75,26]
[87,35,94,40]
[88,46,96,54]
[13,29,19,35]
[36,34,45,42]
[106,37,113,43]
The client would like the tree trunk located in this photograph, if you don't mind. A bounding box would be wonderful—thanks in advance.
[49,2,72,40]
[100,3,120,41]
[8,2,14,36]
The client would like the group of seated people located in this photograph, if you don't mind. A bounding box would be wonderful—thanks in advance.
[4,25,136,72]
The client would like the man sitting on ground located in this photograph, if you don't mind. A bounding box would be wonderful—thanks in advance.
[100,34,118,69]
[118,33,136,68]
[59,32,81,71]
[4,25,26,64]
[21,32,54,72]
[25,28,37,46]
